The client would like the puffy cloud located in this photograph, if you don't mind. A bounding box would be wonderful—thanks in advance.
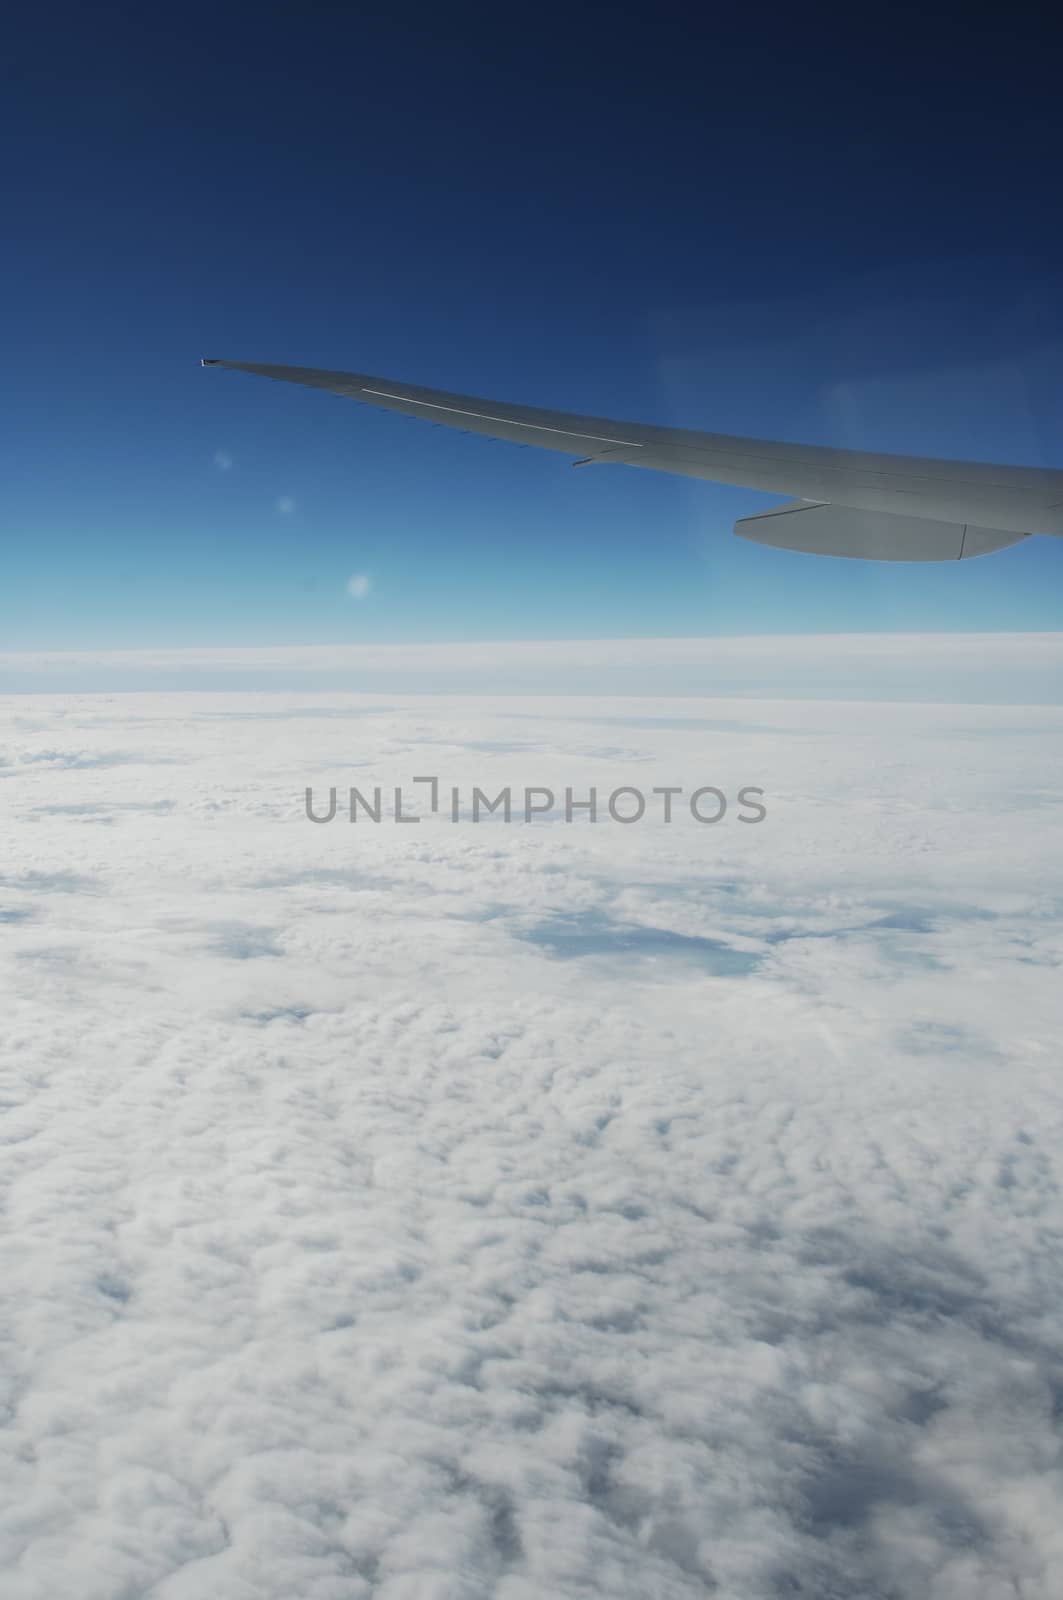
[346,573,372,601]
[1,673,1062,1596]
[213,450,233,471]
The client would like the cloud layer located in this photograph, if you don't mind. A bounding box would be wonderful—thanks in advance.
[1,680,1062,1596]
[2,632,1063,698]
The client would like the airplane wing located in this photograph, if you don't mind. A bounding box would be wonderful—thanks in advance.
[202,358,1063,560]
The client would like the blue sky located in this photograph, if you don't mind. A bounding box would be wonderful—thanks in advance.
[3,3,1063,649]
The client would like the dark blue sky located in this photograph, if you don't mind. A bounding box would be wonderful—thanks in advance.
[4,3,1063,647]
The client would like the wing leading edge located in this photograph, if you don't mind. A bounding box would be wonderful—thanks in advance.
[202,359,1063,560]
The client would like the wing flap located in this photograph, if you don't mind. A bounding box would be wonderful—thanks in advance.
[734,500,1030,561]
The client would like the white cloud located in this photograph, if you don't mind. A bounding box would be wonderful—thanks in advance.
[275,496,296,516]
[346,573,372,601]
[1,633,1062,698]
[1,673,1063,1595]
[213,450,233,471]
